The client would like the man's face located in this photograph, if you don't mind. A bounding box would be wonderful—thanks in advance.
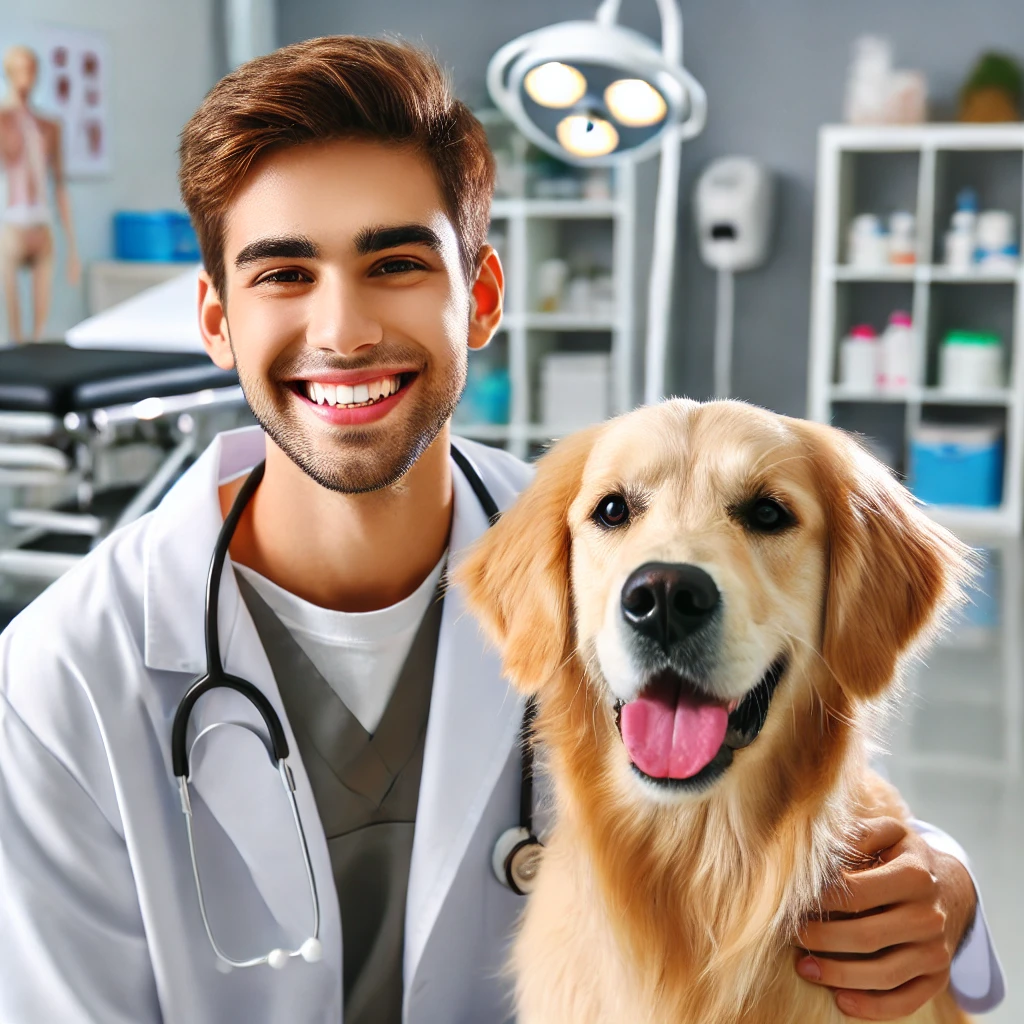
[207,138,494,493]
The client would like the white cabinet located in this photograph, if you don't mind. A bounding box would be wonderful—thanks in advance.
[808,124,1024,535]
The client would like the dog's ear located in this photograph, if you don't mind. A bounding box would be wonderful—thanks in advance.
[795,420,972,701]
[455,426,601,693]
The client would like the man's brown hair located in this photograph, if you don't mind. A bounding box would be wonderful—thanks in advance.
[179,36,495,296]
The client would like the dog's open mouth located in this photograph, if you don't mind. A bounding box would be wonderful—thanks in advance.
[614,656,788,788]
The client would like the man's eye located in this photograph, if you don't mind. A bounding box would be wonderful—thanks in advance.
[738,496,795,534]
[373,258,425,276]
[256,269,309,285]
[593,494,630,529]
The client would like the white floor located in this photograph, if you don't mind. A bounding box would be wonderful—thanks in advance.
[886,539,1021,1020]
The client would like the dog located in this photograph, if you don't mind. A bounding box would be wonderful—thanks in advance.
[457,399,973,1024]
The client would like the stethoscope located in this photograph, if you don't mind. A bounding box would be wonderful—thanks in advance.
[171,446,543,972]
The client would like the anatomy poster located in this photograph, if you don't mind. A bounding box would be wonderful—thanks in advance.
[39,27,110,177]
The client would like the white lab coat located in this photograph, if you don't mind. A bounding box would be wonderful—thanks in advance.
[0,426,1004,1022]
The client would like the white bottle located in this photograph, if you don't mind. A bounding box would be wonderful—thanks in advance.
[839,324,881,391]
[880,311,914,392]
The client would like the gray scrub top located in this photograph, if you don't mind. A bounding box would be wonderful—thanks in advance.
[237,574,444,1024]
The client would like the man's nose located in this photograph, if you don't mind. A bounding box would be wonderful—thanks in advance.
[305,275,384,356]
[620,562,721,650]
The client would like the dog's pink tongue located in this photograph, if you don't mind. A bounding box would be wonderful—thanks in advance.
[620,683,728,779]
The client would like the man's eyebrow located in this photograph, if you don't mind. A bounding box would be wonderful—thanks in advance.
[234,235,320,269]
[354,223,443,256]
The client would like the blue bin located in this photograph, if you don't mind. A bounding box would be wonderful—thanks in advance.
[114,211,200,262]
[909,425,1003,508]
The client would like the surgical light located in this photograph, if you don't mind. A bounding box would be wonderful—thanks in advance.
[604,77,667,127]
[556,114,620,158]
[524,62,587,108]
[488,0,707,405]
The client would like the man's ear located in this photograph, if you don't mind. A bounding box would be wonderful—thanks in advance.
[455,425,601,693]
[795,420,972,700]
[467,246,504,352]
[198,270,235,371]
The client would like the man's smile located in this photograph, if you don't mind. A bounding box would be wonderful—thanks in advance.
[286,370,420,425]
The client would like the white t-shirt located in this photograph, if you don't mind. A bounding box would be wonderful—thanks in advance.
[234,551,447,734]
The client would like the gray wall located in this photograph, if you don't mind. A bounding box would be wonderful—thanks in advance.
[277,0,1024,416]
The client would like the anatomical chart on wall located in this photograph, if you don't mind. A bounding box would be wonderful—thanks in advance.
[39,27,110,177]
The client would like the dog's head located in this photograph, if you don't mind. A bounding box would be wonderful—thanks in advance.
[458,400,969,803]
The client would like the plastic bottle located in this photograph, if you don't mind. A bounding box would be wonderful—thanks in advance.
[880,311,914,392]
[839,324,880,391]
[888,212,916,264]
[945,188,978,269]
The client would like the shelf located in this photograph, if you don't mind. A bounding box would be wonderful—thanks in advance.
[830,387,913,403]
[832,266,916,282]
[924,504,1017,536]
[508,312,620,331]
[830,386,1014,406]
[820,122,1024,152]
[927,266,1019,284]
[490,198,623,219]
[920,388,1013,406]
[829,264,1020,284]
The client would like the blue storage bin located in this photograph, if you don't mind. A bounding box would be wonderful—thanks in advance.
[909,424,1003,508]
[114,211,200,262]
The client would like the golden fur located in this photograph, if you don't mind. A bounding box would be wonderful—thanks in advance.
[457,400,973,1024]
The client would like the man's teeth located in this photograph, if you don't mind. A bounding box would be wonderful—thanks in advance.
[304,375,401,408]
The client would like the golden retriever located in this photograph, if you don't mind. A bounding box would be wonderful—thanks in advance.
[457,399,972,1024]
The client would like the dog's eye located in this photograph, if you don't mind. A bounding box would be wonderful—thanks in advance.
[593,494,630,529]
[740,497,795,534]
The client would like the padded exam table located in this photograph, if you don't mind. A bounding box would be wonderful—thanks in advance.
[0,342,241,580]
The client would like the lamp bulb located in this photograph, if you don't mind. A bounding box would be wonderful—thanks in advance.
[604,78,667,128]
[524,62,587,109]
[555,114,619,158]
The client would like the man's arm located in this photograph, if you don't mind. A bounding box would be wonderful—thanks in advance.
[794,817,1005,1020]
[0,691,161,1023]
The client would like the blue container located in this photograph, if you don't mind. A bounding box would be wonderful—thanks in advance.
[114,211,199,262]
[909,425,1003,507]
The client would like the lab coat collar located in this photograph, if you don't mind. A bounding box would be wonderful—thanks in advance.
[143,424,266,675]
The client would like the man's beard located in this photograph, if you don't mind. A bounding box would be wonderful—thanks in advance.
[231,336,467,494]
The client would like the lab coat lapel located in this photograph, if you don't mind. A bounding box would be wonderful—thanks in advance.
[403,456,524,995]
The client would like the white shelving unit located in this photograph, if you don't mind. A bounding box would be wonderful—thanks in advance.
[456,167,637,460]
[808,123,1024,535]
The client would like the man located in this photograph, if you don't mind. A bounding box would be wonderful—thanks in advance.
[0,36,1004,1023]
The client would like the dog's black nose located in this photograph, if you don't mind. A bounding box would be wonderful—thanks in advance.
[621,562,720,648]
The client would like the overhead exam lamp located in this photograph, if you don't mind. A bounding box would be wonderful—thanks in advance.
[488,0,707,405]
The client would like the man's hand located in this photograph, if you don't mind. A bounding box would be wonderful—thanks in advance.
[793,817,977,1021]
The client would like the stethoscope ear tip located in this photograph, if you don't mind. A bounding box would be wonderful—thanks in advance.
[300,937,323,964]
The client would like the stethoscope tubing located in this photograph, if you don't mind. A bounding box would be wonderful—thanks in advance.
[174,445,539,970]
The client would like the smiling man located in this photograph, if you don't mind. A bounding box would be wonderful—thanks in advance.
[0,36,1004,1024]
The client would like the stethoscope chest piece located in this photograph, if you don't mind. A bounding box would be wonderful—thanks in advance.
[492,825,544,896]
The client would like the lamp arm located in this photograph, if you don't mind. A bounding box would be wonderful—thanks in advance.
[643,125,683,405]
[595,0,681,64]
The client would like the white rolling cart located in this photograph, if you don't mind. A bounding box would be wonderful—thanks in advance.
[808,124,1024,788]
